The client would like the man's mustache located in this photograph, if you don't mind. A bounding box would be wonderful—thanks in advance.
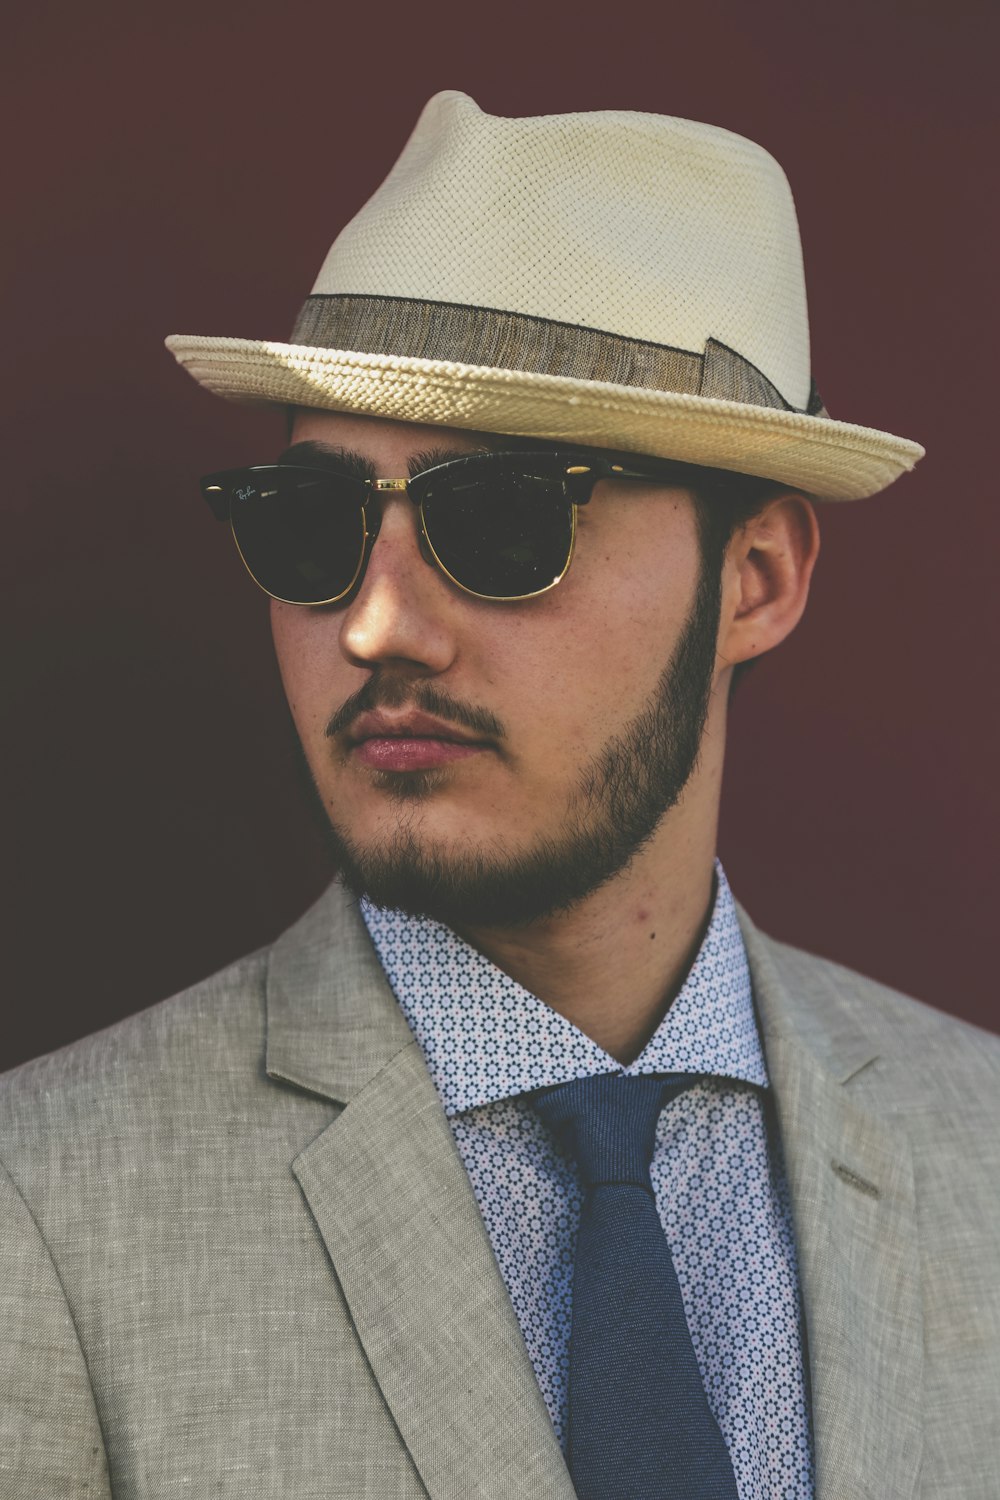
[326,676,506,743]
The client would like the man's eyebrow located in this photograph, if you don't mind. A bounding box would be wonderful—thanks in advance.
[275,440,484,481]
[276,441,375,480]
[409,437,567,475]
[408,445,491,475]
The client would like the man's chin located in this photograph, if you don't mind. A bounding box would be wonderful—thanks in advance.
[320,822,611,930]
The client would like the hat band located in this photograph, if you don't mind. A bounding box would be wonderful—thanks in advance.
[290,294,826,417]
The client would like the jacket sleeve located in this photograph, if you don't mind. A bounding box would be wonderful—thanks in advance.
[0,1159,112,1498]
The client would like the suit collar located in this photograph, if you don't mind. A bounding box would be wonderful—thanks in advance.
[737,903,883,1083]
[737,905,924,1500]
[265,879,415,1104]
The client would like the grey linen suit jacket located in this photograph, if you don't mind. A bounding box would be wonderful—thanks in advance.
[1,883,998,1500]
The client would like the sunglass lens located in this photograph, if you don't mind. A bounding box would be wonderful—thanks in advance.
[229,471,366,604]
[420,467,574,598]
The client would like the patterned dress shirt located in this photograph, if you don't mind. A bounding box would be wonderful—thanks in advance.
[362,862,815,1499]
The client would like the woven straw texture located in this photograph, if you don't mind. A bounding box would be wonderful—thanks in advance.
[166,91,924,502]
[165,337,919,501]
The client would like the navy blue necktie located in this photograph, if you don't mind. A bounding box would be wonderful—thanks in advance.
[533,1073,739,1500]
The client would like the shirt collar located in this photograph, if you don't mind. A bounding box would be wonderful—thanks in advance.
[361,860,768,1117]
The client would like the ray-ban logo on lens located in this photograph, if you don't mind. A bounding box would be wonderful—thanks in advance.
[236,485,256,501]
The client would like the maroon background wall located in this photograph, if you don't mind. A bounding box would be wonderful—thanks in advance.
[3,0,997,1069]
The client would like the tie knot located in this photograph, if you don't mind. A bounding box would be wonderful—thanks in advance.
[531,1073,694,1190]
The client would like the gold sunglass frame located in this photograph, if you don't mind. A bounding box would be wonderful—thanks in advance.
[201,451,687,607]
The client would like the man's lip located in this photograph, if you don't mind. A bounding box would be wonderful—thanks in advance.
[346,710,491,747]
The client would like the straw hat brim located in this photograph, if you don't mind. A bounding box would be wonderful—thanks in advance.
[165,334,924,503]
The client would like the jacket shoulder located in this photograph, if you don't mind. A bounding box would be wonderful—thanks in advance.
[763,929,998,1058]
[0,943,272,1161]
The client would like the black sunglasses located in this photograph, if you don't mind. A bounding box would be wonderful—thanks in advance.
[200,449,691,605]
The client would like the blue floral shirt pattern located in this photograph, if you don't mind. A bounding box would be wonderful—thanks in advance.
[361,862,815,1499]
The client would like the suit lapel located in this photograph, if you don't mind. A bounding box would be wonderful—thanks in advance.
[265,884,574,1500]
[739,911,924,1500]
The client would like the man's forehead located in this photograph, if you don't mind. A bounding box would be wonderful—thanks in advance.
[281,409,573,473]
[288,408,562,450]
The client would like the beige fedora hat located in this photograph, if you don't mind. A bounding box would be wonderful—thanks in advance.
[166,91,923,501]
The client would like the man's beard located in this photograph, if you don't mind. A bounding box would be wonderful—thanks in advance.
[289,559,721,930]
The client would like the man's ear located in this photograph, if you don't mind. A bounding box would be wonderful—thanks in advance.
[717,494,821,670]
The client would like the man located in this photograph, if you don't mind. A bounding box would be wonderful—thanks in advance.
[1,91,996,1500]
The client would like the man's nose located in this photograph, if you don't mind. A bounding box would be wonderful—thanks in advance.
[337,497,459,675]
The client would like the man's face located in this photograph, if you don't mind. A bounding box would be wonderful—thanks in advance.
[271,410,728,929]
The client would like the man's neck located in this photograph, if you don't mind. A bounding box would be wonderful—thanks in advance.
[456,829,718,1067]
